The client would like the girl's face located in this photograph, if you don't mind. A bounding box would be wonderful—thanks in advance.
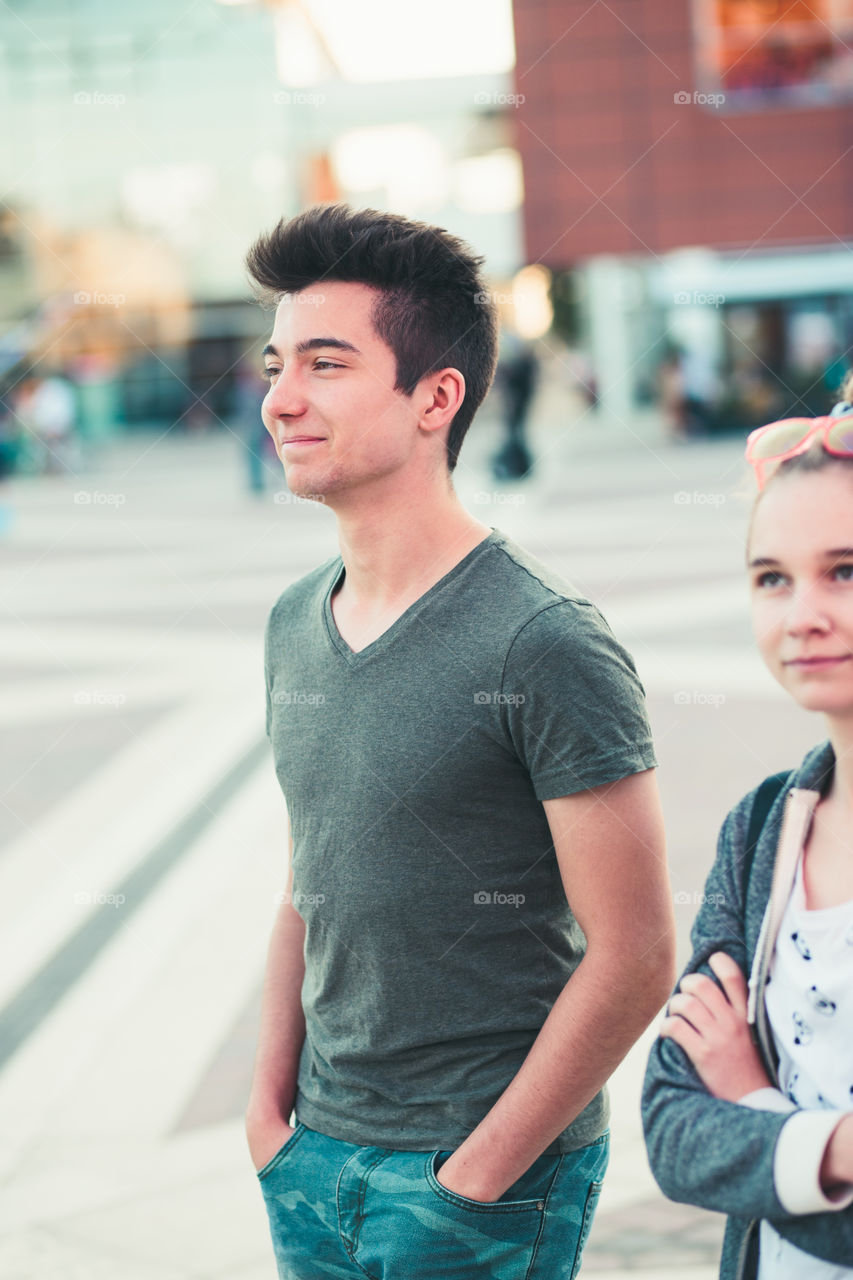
[749,466,853,720]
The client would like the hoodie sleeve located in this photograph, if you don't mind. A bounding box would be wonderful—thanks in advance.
[641,799,792,1221]
[642,794,853,1266]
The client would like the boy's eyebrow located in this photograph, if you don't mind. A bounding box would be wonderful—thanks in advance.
[748,556,780,568]
[262,338,361,358]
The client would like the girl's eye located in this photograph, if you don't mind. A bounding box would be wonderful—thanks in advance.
[832,563,853,582]
[755,570,786,589]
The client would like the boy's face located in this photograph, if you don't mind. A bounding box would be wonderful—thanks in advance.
[260,281,427,502]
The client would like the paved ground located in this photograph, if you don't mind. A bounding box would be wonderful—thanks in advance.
[0,391,820,1278]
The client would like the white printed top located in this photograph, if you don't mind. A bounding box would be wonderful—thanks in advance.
[753,852,853,1279]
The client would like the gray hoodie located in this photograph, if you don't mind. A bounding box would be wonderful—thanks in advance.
[642,740,853,1279]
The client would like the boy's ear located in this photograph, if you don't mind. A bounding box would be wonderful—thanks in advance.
[419,368,465,433]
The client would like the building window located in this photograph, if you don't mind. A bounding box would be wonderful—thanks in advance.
[694,0,853,109]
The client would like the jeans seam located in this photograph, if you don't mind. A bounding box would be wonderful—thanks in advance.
[569,1178,603,1280]
[336,1148,389,1277]
[523,1153,563,1280]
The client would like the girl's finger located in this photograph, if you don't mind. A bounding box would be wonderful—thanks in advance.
[667,991,717,1037]
[678,971,727,1018]
[659,1014,704,1061]
[708,951,749,1018]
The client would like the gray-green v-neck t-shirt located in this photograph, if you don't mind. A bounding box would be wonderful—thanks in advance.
[264,528,657,1152]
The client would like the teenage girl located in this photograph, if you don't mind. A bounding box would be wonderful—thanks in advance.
[643,400,853,1279]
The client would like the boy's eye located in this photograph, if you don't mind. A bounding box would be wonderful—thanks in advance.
[261,367,279,382]
[314,360,343,371]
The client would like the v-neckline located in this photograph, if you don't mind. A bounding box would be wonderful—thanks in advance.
[322,530,499,666]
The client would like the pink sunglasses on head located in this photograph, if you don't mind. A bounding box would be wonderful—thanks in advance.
[745,413,853,490]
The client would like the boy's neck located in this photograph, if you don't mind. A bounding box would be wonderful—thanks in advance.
[331,477,491,609]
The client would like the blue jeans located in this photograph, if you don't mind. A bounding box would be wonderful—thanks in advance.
[257,1123,609,1279]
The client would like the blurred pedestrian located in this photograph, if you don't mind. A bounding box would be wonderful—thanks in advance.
[680,346,719,436]
[0,394,22,480]
[490,330,538,480]
[657,344,687,440]
[643,394,853,1278]
[232,354,273,494]
[28,370,79,473]
[0,397,19,535]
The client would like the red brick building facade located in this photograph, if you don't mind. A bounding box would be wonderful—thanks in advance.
[511,0,853,266]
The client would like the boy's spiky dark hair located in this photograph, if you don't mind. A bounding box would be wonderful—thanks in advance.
[246,203,499,470]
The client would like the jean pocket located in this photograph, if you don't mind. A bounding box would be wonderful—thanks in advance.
[256,1122,307,1182]
[349,1150,545,1280]
[425,1150,556,1213]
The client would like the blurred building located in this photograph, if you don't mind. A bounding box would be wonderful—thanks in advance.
[511,0,853,428]
[0,0,523,433]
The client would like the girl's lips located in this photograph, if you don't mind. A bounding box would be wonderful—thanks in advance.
[785,655,851,669]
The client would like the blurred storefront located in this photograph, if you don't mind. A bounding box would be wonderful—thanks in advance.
[0,0,523,441]
[511,0,853,430]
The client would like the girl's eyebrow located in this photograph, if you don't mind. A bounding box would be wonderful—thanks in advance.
[748,556,780,568]
[748,549,853,568]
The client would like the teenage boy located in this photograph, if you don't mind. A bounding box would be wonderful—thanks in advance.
[245,203,675,1279]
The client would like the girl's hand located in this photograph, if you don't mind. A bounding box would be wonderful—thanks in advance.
[659,951,772,1101]
[821,1114,853,1193]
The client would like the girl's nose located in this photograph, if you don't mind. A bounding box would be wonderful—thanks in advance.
[785,588,830,636]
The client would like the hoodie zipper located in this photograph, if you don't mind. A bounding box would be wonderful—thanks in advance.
[737,788,796,1280]
[733,1218,758,1280]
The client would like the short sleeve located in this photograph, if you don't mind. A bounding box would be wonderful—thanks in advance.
[263,610,273,739]
[501,600,657,799]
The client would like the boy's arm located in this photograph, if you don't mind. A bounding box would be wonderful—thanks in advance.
[436,768,676,1201]
[245,827,307,1172]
